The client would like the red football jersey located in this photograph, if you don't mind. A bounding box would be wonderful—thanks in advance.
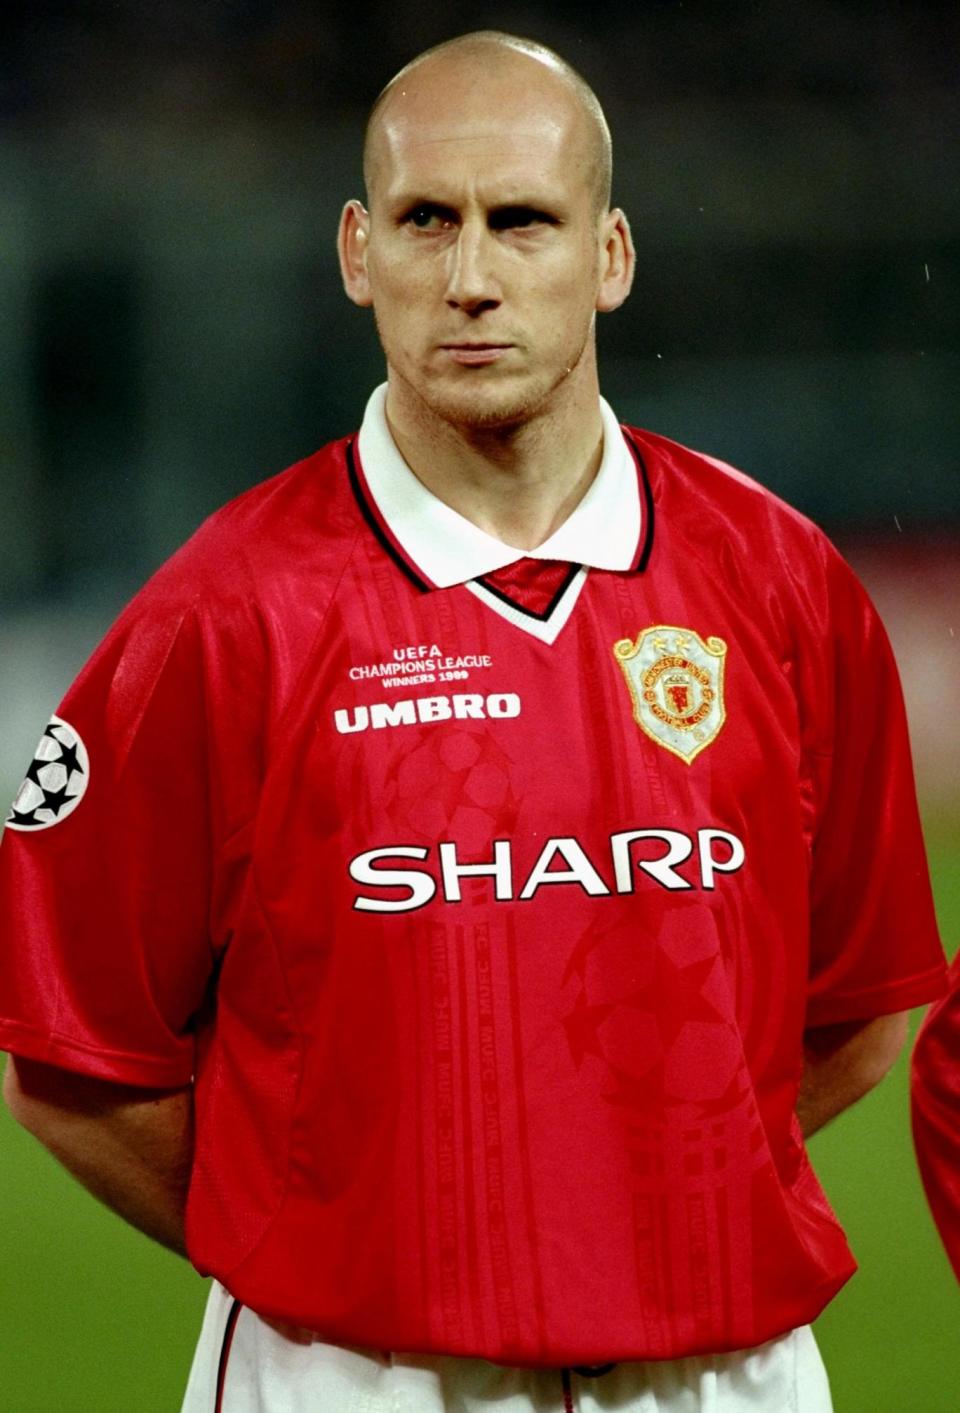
[0,389,946,1365]
[912,953,960,1281]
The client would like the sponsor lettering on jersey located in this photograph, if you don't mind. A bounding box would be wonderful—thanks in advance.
[348,827,745,912]
[335,693,521,734]
[613,626,727,763]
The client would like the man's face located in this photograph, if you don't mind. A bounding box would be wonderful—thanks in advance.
[345,60,625,432]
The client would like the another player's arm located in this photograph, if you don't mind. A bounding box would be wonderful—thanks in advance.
[796,1010,909,1137]
[3,1054,193,1256]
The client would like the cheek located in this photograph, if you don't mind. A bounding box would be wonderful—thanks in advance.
[533,245,601,304]
[369,278,427,350]
[535,267,601,338]
[370,244,441,291]
[367,251,430,309]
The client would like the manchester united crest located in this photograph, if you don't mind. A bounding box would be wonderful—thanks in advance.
[613,626,728,763]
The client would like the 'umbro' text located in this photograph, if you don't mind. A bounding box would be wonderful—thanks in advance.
[335,693,521,734]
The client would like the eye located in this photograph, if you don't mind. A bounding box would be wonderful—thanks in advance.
[403,203,455,231]
[489,206,559,231]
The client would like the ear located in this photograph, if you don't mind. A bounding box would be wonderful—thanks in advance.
[596,208,635,314]
[338,200,373,307]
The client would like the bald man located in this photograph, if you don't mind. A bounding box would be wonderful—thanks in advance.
[1,30,945,1413]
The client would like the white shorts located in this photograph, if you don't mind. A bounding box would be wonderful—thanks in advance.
[181,1283,833,1413]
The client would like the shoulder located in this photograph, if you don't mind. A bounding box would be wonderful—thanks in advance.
[627,424,826,551]
[624,424,892,686]
[625,423,866,613]
[68,436,361,705]
[143,435,359,612]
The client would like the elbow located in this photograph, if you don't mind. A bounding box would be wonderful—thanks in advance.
[3,1054,74,1144]
[855,1010,910,1095]
[799,1010,911,1136]
[3,1055,35,1131]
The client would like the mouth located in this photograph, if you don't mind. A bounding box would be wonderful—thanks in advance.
[439,343,513,366]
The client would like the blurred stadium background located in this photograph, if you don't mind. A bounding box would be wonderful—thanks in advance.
[0,2,957,1408]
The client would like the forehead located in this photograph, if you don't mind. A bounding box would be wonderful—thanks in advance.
[382,124,573,204]
[370,60,593,206]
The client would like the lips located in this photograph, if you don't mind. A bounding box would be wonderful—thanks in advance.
[440,343,513,366]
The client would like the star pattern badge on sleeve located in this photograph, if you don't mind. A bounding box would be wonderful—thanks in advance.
[5,716,90,831]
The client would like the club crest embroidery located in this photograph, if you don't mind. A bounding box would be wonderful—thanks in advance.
[5,715,90,831]
[613,626,728,763]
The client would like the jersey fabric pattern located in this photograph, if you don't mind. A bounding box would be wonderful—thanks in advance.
[0,387,946,1367]
[911,952,960,1281]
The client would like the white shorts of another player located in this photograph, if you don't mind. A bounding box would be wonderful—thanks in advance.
[181,1282,833,1412]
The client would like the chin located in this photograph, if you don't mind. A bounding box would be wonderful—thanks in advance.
[420,371,552,433]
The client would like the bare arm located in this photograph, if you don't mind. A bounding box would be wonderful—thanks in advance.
[797,1010,909,1138]
[3,1054,193,1256]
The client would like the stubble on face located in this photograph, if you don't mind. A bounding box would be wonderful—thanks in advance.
[371,298,598,447]
[361,39,612,442]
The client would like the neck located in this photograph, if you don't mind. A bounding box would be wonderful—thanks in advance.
[384,363,604,551]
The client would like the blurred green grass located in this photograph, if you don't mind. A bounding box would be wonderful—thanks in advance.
[1,821,957,1412]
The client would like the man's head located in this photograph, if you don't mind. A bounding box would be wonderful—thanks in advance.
[363,33,614,220]
[338,31,634,435]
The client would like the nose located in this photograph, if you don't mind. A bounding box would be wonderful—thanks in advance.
[444,221,501,316]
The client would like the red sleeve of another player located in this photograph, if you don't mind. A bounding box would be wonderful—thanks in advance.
[0,599,225,1086]
[912,955,960,1282]
[803,549,946,1027]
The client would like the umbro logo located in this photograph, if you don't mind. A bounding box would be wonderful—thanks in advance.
[5,716,90,832]
[334,692,521,734]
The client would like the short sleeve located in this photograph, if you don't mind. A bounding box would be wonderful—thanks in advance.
[0,595,220,1086]
[802,546,946,1026]
[911,954,960,1280]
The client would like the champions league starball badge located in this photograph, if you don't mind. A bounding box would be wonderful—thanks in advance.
[5,716,90,831]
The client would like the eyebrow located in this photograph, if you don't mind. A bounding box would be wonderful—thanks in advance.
[489,204,561,227]
[393,196,564,223]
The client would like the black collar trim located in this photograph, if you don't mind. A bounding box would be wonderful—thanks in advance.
[345,438,432,593]
[622,429,656,573]
[474,562,583,622]
[346,427,654,595]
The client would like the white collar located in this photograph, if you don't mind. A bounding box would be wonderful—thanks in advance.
[354,384,642,590]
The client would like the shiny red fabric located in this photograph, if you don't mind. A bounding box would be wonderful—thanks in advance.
[0,425,946,1364]
[912,952,960,1281]
[481,558,574,616]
